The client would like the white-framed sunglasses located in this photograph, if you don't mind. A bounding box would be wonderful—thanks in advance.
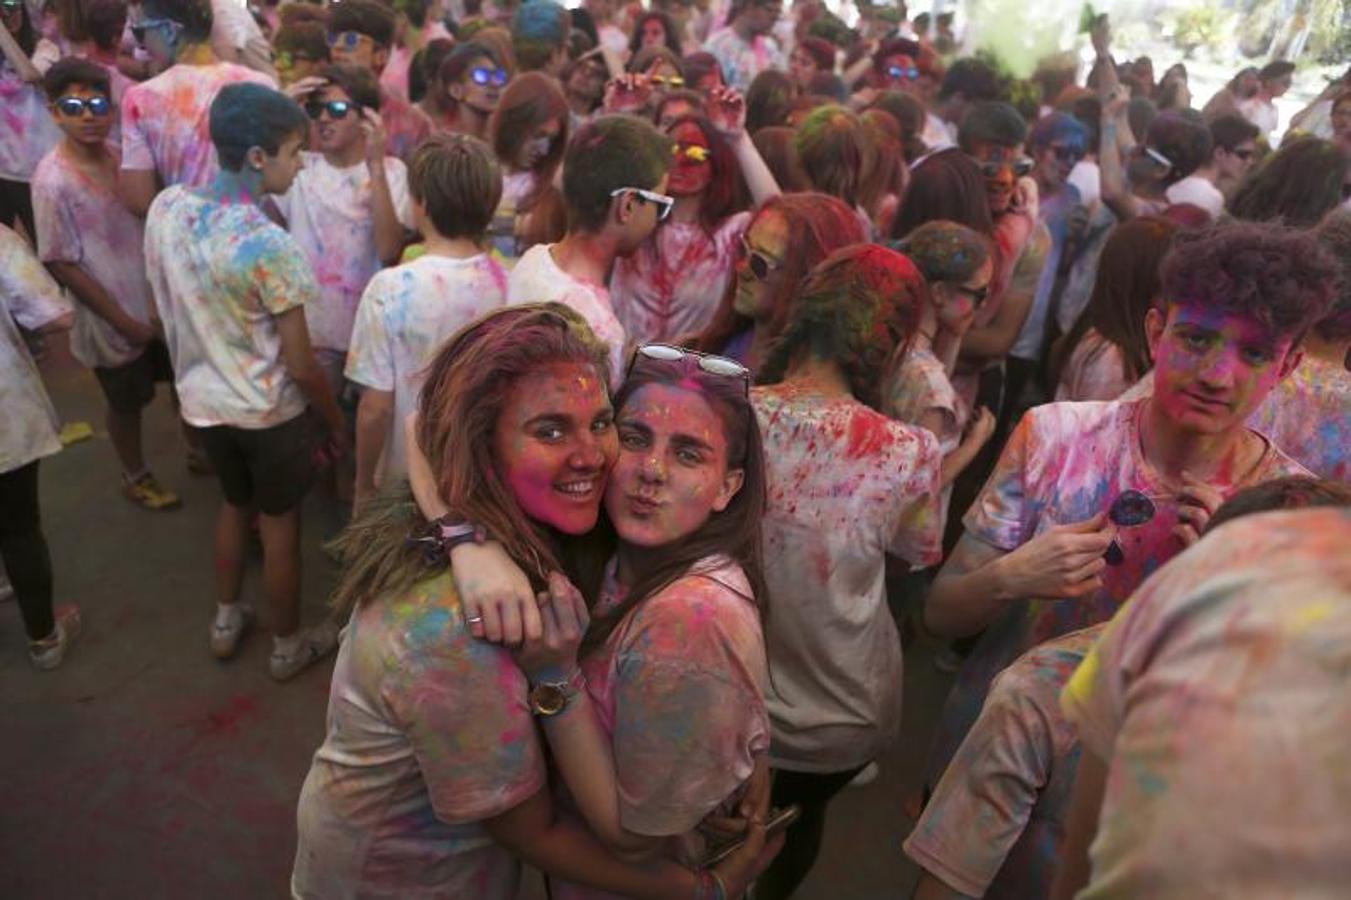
[1141,145,1174,172]
[628,343,750,394]
[609,187,675,221]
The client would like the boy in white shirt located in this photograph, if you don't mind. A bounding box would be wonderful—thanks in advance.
[145,83,346,682]
[33,59,182,511]
[507,114,673,379]
[346,134,508,507]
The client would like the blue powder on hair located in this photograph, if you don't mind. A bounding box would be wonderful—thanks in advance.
[512,1,567,43]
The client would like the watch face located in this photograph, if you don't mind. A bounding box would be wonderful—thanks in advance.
[530,683,567,716]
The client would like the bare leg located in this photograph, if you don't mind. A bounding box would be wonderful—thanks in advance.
[257,507,301,638]
[214,502,250,609]
[105,406,146,475]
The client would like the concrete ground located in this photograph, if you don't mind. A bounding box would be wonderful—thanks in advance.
[1,359,953,899]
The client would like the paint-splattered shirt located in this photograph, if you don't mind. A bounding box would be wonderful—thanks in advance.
[552,555,769,900]
[1060,509,1351,898]
[378,89,434,164]
[905,625,1103,899]
[1054,329,1132,403]
[487,170,538,261]
[274,152,414,353]
[0,49,62,182]
[120,62,275,189]
[1245,355,1351,483]
[293,569,541,900]
[925,399,1308,786]
[0,223,69,474]
[701,27,785,92]
[885,345,966,455]
[31,144,153,369]
[345,253,509,484]
[144,186,316,429]
[610,212,751,345]
[507,244,627,382]
[753,383,944,772]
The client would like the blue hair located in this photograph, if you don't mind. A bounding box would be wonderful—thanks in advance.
[1028,111,1088,154]
[512,0,568,43]
[209,83,310,171]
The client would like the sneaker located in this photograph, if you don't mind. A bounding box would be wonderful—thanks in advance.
[848,761,880,788]
[211,604,254,659]
[29,605,82,671]
[186,447,215,476]
[123,472,183,511]
[268,620,340,682]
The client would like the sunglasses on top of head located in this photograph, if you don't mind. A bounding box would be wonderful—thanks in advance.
[305,99,358,121]
[628,344,751,396]
[610,186,675,221]
[469,66,510,87]
[55,95,112,118]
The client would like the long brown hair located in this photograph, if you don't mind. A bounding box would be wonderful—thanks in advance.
[579,354,769,657]
[490,71,569,243]
[1049,216,1179,389]
[329,304,611,615]
[690,193,867,364]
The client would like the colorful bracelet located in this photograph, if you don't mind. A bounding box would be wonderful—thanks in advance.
[695,870,727,900]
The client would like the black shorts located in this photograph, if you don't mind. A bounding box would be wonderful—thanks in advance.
[193,414,314,515]
[93,340,174,414]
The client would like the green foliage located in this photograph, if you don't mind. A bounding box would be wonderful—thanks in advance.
[1169,4,1230,57]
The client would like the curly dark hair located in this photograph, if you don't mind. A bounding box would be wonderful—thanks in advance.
[1228,137,1350,228]
[1313,209,1351,342]
[1159,221,1340,342]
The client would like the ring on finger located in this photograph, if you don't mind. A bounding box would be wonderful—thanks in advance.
[466,615,484,625]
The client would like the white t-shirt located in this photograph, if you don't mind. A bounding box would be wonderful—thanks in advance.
[274,152,415,352]
[1164,173,1225,220]
[31,145,154,369]
[145,186,317,429]
[753,383,944,772]
[0,49,62,182]
[0,224,69,474]
[1237,96,1279,137]
[345,253,509,483]
[210,0,277,78]
[507,243,627,382]
[121,62,275,189]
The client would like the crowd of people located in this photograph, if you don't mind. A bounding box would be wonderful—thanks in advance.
[2,0,1350,896]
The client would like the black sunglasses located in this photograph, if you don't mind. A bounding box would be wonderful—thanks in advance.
[1103,490,1160,565]
[55,95,112,118]
[976,157,1034,179]
[305,99,356,121]
[628,344,750,395]
[1049,144,1083,163]
[954,284,989,307]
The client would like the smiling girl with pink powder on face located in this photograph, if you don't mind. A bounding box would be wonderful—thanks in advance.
[293,304,769,899]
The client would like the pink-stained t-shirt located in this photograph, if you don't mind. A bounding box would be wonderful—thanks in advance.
[1054,328,1133,402]
[905,625,1104,899]
[610,212,751,345]
[1245,355,1351,483]
[144,186,317,429]
[508,243,628,382]
[925,399,1309,787]
[293,569,542,900]
[1060,508,1351,898]
[378,89,434,163]
[0,223,70,474]
[120,62,275,188]
[345,253,509,484]
[31,144,153,369]
[273,151,415,352]
[701,27,785,92]
[0,50,62,182]
[551,555,770,900]
[753,383,944,772]
[885,345,967,455]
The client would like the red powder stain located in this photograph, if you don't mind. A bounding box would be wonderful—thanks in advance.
[197,694,259,738]
[845,410,890,459]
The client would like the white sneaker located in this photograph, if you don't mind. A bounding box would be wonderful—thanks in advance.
[210,604,254,660]
[848,761,880,788]
[268,620,340,682]
[29,605,82,671]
